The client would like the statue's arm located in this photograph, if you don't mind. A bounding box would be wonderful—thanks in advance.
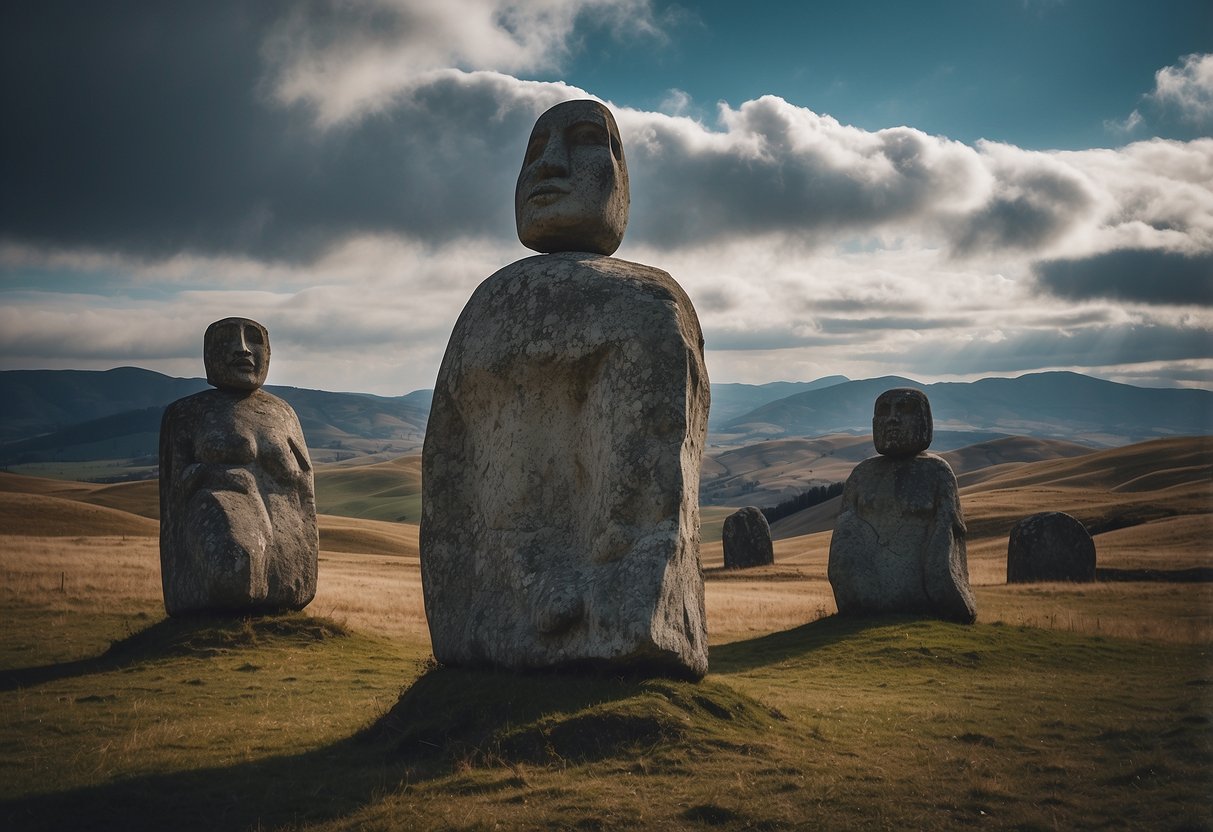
[923,465,976,621]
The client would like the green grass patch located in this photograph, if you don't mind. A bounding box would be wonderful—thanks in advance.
[1,607,1209,831]
[314,462,422,523]
[699,505,738,545]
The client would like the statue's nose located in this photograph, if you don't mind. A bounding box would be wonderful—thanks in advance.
[535,135,568,177]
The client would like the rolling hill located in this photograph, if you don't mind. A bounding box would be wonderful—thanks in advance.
[766,436,1212,574]
[701,433,1095,508]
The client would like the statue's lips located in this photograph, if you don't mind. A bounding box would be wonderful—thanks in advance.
[525,183,569,204]
[230,358,256,371]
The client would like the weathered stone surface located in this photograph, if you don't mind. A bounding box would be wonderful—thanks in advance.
[515,100,629,256]
[828,390,976,624]
[422,99,709,678]
[722,507,774,569]
[1006,511,1096,583]
[159,318,317,616]
[873,387,932,457]
[422,253,709,676]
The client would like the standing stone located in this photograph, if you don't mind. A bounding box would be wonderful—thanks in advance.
[722,507,774,569]
[422,100,710,678]
[827,388,977,623]
[159,318,317,616]
[1006,512,1096,583]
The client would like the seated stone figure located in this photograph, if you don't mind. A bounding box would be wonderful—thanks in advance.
[827,388,976,623]
[422,100,710,677]
[159,317,317,616]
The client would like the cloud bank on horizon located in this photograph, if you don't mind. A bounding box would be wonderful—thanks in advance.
[1,0,1211,395]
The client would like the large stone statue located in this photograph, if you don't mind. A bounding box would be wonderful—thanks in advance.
[827,388,976,623]
[722,507,774,569]
[421,100,710,677]
[159,317,317,616]
[1006,511,1096,583]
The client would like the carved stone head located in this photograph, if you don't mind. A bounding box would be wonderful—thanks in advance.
[515,99,629,256]
[873,388,933,457]
[204,317,270,391]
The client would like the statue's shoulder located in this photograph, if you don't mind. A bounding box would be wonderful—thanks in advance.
[916,451,954,469]
[913,452,959,485]
[163,388,221,423]
[247,388,303,422]
[485,252,673,289]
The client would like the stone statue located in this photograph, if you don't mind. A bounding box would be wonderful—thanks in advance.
[722,507,774,569]
[422,100,710,677]
[159,317,317,616]
[1007,511,1096,583]
[827,388,976,623]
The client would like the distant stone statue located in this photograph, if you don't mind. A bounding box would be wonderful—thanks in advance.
[422,100,710,677]
[827,388,977,623]
[159,318,317,616]
[1006,511,1096,583]
[722,507,774,569]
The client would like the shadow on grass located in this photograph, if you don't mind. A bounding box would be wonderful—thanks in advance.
[709,612,940,673]
[2,662,771,832]
[0,612,347,693]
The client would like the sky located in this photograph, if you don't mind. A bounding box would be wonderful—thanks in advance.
[1,0,1211,396]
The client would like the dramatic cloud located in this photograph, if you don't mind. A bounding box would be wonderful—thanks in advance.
[1150,53,1213,128]
[620,97,991,247]
[2,6,1211,393]
[1034,249,1213,306]
[263,0,663,125]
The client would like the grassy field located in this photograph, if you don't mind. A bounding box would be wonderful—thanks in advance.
[1,436,1210,829]
[1,584,1209,830]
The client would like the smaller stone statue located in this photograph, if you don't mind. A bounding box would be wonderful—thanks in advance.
[159,318,317,616]
[827,388,977,623]
[1006,511,1096,583]
[722,507,774,569]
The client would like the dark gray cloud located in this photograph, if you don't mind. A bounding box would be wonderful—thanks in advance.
[948,153,1095,255]
[623,101,984,247]
[0,2,543,262]
[1033,248,1213,306]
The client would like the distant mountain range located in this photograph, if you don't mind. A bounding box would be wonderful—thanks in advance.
[708,376,850,427]
[0,367,1208,470]
[0,367,431,465]
[722,372,1212,446]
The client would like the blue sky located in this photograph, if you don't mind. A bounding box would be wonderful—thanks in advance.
[564,1,1211,148]
[1,0,1210,395]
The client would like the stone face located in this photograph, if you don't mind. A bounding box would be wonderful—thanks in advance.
[722,507,774,569]
[159,319,317,616]
[872,387,932,457]
[515,100,629,256]
[828,390,976,624]
[1006,511,1096,583]
[422,251,710,677]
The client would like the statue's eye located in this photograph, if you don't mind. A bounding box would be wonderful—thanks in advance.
[245,327,265,346]
[523,131,548,166]
[567,122,608,148]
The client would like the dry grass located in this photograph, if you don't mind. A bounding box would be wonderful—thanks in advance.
[310,552,427,642]
[0,492,158,537]
[1,433,1210,654]
[1,439,1211,831]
